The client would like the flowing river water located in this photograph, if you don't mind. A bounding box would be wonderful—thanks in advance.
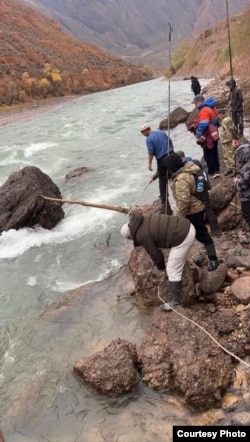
[0,77,215,441]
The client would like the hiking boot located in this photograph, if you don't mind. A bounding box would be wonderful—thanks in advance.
[224,169,232,176]
[208,259,219,271]
[159,281,182,312]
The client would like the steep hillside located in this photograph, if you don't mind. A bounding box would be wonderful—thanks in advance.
[175,6,250,114]
[0,0,153,107]
[19,0,249,67]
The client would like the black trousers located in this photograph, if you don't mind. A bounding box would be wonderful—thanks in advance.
[232,111,244,136]
[203,141,220,175]
[204,192,220,233]
[186,210,214,246]
[157,152,174,202]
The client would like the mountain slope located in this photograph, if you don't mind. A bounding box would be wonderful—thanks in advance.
[19,0,250,66]
[0,0,153,107]
[175,6,250,114]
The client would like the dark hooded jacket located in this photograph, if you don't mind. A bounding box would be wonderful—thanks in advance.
[191,76,201,95]
[235,143,250,201]
[228,79,243,112]
[128,213,190,270]
[164,153,205,216]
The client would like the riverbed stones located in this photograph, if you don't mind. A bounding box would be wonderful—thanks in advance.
[199,262,227,294]
[73,338,138,396]
[231,276,250,304]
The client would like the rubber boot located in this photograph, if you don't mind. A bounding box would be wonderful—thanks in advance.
[205,243,219,271]
[159,281,182,312]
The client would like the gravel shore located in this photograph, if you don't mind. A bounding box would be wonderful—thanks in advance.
[0,96,77,127]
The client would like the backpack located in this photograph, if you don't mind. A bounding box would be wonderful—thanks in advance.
[191,170,210,201]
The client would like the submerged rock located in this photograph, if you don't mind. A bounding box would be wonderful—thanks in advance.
[74,338,138,396]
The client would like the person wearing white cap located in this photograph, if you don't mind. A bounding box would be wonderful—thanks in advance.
[120,212,196,311]
[140,123,173,211]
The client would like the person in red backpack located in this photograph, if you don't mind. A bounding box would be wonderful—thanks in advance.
[192,95,220,178]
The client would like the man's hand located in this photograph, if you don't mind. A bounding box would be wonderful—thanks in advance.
[148,164,153,171]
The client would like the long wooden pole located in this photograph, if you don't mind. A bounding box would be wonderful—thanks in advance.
[225,0,233,79]
[165,22,173,215]
[40,195,129,214]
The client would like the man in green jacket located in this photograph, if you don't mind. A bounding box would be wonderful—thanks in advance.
[120,212,196,311]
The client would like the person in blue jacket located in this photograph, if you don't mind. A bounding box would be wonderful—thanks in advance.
[140,123,173,213]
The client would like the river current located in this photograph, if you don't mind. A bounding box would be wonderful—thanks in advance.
[0,77,209,441]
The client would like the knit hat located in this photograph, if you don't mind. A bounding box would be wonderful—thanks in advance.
[164,152,183,173]
[192,94,205,103]
[175,150,185,159]
[120,223,131,239]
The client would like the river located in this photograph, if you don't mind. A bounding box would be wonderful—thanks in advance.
[0,77,210,441]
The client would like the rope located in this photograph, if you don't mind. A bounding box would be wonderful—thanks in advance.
[126,183,150,218]
[157,288,250,369]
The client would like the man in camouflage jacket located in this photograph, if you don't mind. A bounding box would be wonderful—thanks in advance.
[164,153,219,272]
[218,109,237,176]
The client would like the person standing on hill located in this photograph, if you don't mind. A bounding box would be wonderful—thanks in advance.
[192,95,220,178]
[140,123,173,213]
[191,76,201,96]
[226,78,244,137]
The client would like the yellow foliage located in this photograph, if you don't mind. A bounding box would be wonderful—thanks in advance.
[19,90,27,102]
[26,78,35,87]
[51,69,62,83]
[22,72,30,81]
[39,78,49,87]
[82,68,89,75]
[43,63,52,77]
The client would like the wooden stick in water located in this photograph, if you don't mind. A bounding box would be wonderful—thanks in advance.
[40,195,129,215]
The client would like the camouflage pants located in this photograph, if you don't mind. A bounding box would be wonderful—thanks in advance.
[222,141,235,172]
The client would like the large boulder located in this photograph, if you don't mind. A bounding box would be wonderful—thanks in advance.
[138,309,233,408]
[159,107,189,130]
[209,178,235,212]
[0,166,64,232]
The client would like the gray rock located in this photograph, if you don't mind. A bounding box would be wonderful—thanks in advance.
[231,277,250,304]
[0,166,64,232]
[230,411,250,426]
[159,106,189,130]
[199,263,227,294]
